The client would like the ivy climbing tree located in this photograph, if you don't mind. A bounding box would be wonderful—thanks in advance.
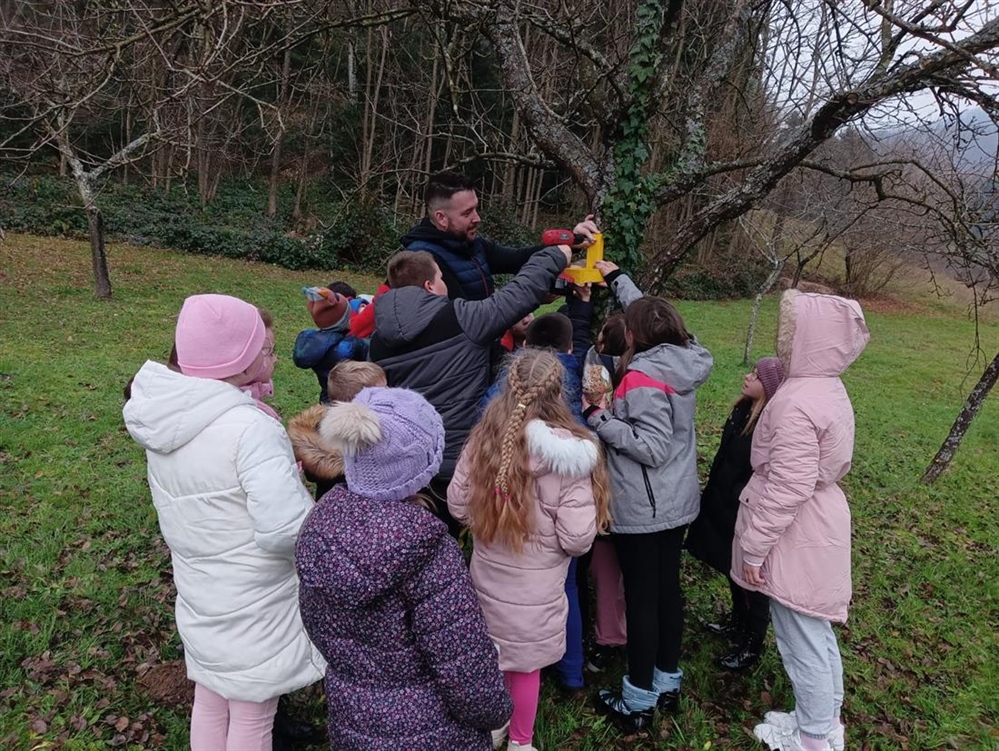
[420,0,999,292]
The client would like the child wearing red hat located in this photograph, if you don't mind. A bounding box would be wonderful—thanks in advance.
[293,285,369,403]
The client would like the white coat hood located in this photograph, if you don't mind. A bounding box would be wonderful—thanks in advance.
[124,360,259,453]
[526,420,599,478]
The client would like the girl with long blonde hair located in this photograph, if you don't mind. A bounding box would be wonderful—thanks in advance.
[448,349,610,751]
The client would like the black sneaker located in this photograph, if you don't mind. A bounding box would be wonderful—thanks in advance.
[595,689,654,733]
[586,645,624,673]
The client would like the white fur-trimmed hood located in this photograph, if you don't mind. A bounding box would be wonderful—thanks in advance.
[526,420,599,478]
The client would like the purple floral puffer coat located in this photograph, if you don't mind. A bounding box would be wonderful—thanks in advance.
[296,484,512,751]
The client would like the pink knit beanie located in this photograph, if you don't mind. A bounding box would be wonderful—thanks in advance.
[175,294,266,380]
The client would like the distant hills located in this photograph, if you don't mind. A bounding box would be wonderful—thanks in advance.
[925,107,997,170]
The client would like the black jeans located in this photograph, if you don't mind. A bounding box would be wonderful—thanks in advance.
[613,526,687,691]
[729,577,770,637]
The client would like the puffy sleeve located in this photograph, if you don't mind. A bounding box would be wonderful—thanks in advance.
[454,248,567,345]
[235,414,315,557]
[739,406,820,564]
[551,473,598,557]
[588,371,674,467]
[446,449,474,525]
[402,524,512,729]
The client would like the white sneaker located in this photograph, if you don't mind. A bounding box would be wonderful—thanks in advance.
[754,723,834,751]
[762,711,845,751]
[507,742,538,751]
[491,721,509,750]
[754,721,796,750]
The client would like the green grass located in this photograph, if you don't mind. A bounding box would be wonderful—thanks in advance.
[1,234,997,750]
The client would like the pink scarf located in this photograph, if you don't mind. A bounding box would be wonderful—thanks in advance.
[241,380,281,421]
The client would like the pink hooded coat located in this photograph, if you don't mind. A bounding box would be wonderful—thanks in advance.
[448,420,599,672]
[731,290,869,623]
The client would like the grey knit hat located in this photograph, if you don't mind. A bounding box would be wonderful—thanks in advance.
[755,356,785,401]
[319,387,444,502]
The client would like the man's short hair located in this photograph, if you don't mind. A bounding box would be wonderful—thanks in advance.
[525,313,573,353]
[424,171,476,212]
[327,361,387,403]
[387,250,438,289]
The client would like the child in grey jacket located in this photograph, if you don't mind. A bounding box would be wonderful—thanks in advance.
[582,260,713,732]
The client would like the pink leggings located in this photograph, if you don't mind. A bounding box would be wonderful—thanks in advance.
[190,683,279,751]
[591,538,627,646]
[504,669,541,746]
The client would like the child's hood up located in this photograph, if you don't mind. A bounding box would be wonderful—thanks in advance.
[777,290,870,378]
[123,360,258,453]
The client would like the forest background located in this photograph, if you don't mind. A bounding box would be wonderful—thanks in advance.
[3,0,998,474]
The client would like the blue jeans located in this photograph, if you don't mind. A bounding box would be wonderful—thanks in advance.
[554,557,584,688]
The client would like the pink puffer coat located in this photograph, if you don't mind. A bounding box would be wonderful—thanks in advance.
[731,290,869,622]
[448,420,599,672]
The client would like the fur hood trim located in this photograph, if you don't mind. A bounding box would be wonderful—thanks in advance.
[526,420,599,478]
[319,401,381,456]
[776,289,797,373]
[287,404,345,481]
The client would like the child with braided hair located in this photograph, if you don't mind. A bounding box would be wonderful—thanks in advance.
[448,349,611,751]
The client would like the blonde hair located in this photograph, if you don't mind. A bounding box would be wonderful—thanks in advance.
[463,350,611,552]
[327,361,387,403]
[739,394,768,436]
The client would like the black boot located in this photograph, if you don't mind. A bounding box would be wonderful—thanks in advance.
[273,696,321,748]
[656,689,680,712]
[719,632,765,671]
[595,689,655,734]
[706,612,742,638]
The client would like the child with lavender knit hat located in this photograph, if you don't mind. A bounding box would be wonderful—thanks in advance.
[296,387,511,750]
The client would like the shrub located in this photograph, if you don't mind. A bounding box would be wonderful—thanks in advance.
[310,201,402,273]
[1,174,402,274]
[664,251,771,300]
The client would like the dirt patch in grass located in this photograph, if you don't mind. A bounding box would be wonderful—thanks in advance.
[137,661,193,708]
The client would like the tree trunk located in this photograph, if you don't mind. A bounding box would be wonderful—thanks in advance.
[743,256,785,365]
[922,350,999,482]
[87,205,112,300]
[268,46,293,218]
[347,40,357,100]
[292,137,311,224]
[122,108,132,187]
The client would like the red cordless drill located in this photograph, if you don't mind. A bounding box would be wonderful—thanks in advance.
[540,229,586,246]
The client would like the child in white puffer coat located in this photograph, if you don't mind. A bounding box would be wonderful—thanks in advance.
[124,294,324,751]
